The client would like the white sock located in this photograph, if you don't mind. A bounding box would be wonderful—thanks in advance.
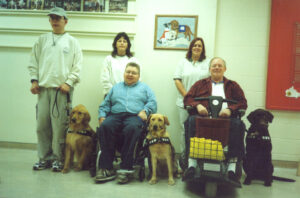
[188,158,197,168]
[228,162,236,173]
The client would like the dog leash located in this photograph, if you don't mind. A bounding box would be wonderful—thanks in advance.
[52,89,71,118]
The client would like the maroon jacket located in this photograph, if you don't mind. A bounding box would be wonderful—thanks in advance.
[184,77,247,117]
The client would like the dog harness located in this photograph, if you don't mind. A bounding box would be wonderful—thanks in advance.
[145,137,171,147]
[67,129,94,137]
[246,134,271,141]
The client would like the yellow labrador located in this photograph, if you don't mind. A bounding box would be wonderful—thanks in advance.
[147,114,177,185]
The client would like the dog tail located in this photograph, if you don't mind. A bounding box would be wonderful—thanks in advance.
[272,176,295,182]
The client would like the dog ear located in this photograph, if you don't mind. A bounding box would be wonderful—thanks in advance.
[147,114,152,125]
[84,111,91,125]
[247,111,256,124]
[164,116,170,126]
[266,111,274,123]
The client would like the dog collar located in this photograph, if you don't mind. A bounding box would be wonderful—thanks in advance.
[246,134,270,141]
[67,129,93,137]
[145,137,171,147]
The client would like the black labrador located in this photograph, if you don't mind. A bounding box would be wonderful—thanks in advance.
[243,109,295,186]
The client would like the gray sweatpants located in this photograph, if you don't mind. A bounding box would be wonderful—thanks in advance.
[36,87,73,162]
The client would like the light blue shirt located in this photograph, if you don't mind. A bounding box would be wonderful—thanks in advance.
[98,81,157,118]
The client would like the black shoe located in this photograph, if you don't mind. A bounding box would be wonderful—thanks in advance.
[228,171,240,183]
[182,167,195,181]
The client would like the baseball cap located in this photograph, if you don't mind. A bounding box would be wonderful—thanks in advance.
[48,7,68,19]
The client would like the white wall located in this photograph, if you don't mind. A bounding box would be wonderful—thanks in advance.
[134,0,217,154]
[215,0,300,161]
[1,0,300,162]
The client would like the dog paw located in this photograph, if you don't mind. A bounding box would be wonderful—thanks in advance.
[243,179,251,185]
[168,179,175,186]
[61,169,69,174]
[264,182,271,187]
[74,166,82,171]
[149,179,157,185]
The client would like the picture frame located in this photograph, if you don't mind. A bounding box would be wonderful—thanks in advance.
[109,0,127,13]
[27,0,44,10]
[84,0,105,12]
[154,15,198,50]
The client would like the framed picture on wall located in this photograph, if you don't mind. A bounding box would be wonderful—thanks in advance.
[109,0,127,13]
[154,15,198,50]
[63,0,81,11]
[43,0,63,10]
[84,0,105,12]
[28,0,44,9]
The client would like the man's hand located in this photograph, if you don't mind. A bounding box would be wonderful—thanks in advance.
[58,83,70,94]
[219,108,231,118]
[138,110,147,121]
[99,117,105,125]
[196,104,208,116]
[30,81,40,94]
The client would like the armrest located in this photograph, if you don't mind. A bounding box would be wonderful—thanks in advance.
[237,109,246,119]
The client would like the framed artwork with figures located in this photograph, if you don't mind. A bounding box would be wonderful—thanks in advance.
[154,15,198,50]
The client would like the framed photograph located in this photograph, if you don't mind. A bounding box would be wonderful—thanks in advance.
[43,0,64,10]
[109,0,127,13]
[154,15,198,50]
[84,0,105,12]
[28,0,44,9]
[63,0,81,11]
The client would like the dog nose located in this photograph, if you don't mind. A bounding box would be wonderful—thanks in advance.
[71,118,76,123]
[153,125,158,130]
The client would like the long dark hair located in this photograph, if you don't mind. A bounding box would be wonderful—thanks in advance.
[186,37,206,62]
[111,32,133,58]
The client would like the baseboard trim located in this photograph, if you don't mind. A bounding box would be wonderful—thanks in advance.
[0,141,298,169]
[0,141,36,150]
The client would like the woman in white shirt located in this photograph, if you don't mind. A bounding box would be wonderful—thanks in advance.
[173,37,210,159]
[101,32,139,96]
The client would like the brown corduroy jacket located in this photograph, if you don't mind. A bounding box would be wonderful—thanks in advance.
[184,76,248,117]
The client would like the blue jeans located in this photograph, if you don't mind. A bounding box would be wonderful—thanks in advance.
[97,113,144,170]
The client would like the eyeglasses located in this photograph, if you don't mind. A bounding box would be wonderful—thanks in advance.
[125,71,138,75]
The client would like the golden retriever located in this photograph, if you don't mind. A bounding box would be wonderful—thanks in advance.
[146,114,178,185]
[62,104,95,173]
[170,20,194,41]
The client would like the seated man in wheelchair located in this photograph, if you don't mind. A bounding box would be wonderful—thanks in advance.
[95,62,157,184]
[183,57,247,183]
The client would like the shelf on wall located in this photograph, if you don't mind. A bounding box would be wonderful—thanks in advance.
[0,10,136,19]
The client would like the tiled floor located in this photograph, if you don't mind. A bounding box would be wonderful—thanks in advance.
[0,148,299,198]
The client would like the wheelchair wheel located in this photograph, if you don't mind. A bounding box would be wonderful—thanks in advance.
[235,160,243,180]
[205,182,217,197]
[179,152,188,171]
[138,166,145,182]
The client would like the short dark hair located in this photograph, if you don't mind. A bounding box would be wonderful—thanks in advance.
[125,62,140,74]
[186,37,206,62]
[111,32,133,58]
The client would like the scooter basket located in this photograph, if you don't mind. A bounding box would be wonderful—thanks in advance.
[195,117,230,147]
[189,137,225,161]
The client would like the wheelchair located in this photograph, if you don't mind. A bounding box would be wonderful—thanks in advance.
[94,123,149,183]
[181,96,246,197]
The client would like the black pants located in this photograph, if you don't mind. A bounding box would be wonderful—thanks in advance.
[97,113,144,170]
[184,115,245,160]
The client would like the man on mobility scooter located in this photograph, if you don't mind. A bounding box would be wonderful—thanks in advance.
[182,57,247,194]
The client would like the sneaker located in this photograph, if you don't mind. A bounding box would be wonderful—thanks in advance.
[52,161,63,172]
[117,172,130,184]
[95,169,116,182]
[33,160,51,170]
